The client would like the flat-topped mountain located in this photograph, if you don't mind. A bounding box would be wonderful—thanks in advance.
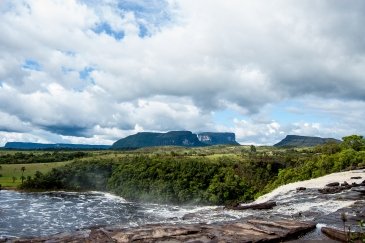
[112,131,205,149]
[4,142,111,150]
[274,135,341,147]
[197,132,239,145]
[112,131,240,149]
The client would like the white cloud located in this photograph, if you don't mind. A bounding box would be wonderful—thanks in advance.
[0,0,364,145]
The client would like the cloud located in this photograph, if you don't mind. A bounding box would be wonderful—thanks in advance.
[0,0,364,145]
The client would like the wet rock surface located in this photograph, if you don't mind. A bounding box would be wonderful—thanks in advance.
[326,182,340,187]
[227,201,277,210]
[315,200,365,230]
[9,219,316,243]
[296,187,306,191]
[353,187,365,194]
[322,227,365,242]
[318,179,365,194]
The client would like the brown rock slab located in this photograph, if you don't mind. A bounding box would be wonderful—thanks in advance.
[10,219,316,243]
[322,227,365,243]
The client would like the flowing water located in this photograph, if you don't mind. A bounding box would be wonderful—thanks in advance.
[1,170,364,239]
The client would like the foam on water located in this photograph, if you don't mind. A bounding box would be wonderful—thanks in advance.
[92,191,128,203]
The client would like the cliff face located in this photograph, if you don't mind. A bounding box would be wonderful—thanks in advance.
[274,135,341,147]
[112,131,205,149]
[197,132,239,145]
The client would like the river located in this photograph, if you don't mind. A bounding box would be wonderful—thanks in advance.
[1,169,364,240]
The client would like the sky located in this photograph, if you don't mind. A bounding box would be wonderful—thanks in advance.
[0,0,364,146]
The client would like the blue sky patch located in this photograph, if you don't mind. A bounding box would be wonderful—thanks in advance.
[117,0,172,29]
[93,22,124,40]
[79,67,95,82]
[22,59,42,71]
[270,100,331,124]
[212,109,243,127]
[139,24,149,37]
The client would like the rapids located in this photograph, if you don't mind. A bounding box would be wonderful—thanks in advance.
[1,169,364,240]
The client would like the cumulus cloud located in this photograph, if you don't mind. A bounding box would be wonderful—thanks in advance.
[0,0,364,145]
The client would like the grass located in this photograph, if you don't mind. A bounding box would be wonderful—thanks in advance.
[0,161,71,188]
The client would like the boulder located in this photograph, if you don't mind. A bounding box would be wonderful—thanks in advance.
[352,182,360,187]
[341,181,349,186]
[322,227,365,242]
[296,187,306,191]
[326,182,340,187]
[318,187,343,194]
[182,213,197,220]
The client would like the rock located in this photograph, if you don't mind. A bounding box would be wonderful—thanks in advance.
[318,186,343,194]
[322,227,365,242]
[182,213,197,220]
[321,227,348,242]
[12,230,92,242]
[341,181,349,186]
[353,187,365,194]
[326,182,340,187]
[296,187,306,191]
[14,219,316,242]
[352,182,360,187]
[229,201,277,210]
[89,228,117,242]
[351,176,362,179]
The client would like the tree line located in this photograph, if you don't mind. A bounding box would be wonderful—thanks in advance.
[19,135,365,205]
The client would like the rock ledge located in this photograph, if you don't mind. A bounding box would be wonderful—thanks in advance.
[10,219,316,243]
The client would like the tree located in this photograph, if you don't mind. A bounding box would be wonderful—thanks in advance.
[20,175,26,184]
[250,145,257,153]
[341,135,365,151]
[21,166,26,184]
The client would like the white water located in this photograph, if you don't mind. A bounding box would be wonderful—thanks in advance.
[1,170,364,239]
[256,169,365,203]
[251,169,365,218]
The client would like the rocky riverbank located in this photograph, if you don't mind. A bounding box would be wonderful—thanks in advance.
[2,170,365,242]
[7,219,315,243]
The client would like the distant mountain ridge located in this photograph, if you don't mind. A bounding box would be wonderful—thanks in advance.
[112,131,240,149]
[112,131,203,149]
[4,142,111,150]
[274,135,341,147]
